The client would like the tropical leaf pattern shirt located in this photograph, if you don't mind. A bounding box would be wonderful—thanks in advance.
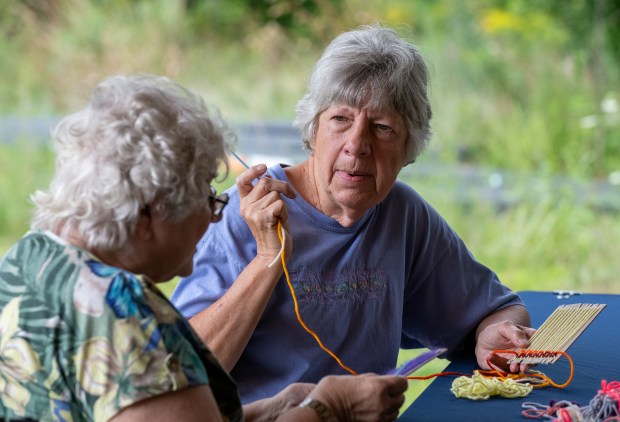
[0,230,242,422]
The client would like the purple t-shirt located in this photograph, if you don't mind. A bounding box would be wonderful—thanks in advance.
[171,164,523,403]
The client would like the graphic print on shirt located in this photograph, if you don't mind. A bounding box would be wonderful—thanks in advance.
[290,266,387,304]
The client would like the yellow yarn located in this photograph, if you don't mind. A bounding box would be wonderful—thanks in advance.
[451,371,534,400]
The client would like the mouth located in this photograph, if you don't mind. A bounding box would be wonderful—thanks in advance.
[336,169,371,182]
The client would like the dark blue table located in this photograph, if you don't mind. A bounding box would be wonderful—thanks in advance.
[399,291,620,421]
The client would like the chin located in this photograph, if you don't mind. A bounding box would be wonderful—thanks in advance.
[177,265,194,279]
[147,271,175,284]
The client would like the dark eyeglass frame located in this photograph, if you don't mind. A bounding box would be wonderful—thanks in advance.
[208,186,229,222]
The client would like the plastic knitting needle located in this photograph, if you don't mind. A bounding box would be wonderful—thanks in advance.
[387,347,447,377]
[228,149,281,266]
[229,149,250,170]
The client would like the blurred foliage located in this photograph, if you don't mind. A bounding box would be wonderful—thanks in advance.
[2,0,617,175]
[184,0,345,42]
[0,143,55,252]
[1,0,619,292]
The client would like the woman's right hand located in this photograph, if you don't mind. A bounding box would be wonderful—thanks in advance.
[236,164,296,266]
[309,374,408,422]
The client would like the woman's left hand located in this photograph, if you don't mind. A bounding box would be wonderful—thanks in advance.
[475,321,536,373]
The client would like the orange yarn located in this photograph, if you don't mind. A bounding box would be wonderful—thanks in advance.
[408,350,574,388]
[482,349,574,389]
[277,221,358,375]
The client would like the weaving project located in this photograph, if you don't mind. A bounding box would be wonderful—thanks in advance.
[449,303,607,401]
[508,303,606,365]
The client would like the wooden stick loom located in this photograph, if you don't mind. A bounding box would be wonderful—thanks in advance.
[508,303,606,365]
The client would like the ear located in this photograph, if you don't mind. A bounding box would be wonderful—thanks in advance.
[308,118,320,151]
[135,210,154,241]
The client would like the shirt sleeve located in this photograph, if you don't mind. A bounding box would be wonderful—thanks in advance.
[399,189,524,354]
[67,269,214,421]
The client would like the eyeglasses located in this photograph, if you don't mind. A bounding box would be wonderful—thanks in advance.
[208,186,229,222]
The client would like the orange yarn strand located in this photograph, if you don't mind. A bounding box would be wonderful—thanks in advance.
[481,349,574,389]
[407,371,470,381]
[406,350,574,387]
[277,221,358,375]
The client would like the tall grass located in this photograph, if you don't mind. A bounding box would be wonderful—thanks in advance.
[0,143,55,252]
[3,1,618,174]
[399,164,620,294]
[0,0,315,120]
[380,1,620,179]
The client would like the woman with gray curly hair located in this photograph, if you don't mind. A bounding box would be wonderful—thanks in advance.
[172,24,534,407]
[294,23,432,164]
[0,74,408,422]
[32,74,230,268]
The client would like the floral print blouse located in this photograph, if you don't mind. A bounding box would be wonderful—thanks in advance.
[0,231,242,421]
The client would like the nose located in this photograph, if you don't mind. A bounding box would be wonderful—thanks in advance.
[344,114,371,157]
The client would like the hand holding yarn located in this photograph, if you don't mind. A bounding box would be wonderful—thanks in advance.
[236,164,296,267]
[475,321,537,373]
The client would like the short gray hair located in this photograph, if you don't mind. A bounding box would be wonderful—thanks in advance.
[32,74,233,251]
[294,25,432,165]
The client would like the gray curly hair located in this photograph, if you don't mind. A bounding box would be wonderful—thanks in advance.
[294,25,432,165]
[32,74,233,251]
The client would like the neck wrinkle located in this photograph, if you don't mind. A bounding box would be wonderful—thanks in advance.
[285,159,323,213]
[285,159,362,228]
